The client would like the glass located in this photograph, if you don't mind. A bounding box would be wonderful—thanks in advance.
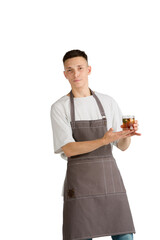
[122,115,135,130]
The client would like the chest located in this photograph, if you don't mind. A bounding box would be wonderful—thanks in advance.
[67,99,112,122]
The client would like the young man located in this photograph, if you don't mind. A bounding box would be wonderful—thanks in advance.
[50,50,140,240]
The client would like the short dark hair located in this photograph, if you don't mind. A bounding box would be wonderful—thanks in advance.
[63,49,88,64]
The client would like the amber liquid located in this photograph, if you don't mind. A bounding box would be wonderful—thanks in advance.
[122,117,135,129]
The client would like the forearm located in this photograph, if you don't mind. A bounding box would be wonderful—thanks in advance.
[62,128,132,157]
[62,138,105,157]
[117,137,131,151]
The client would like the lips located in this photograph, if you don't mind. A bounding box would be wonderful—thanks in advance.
[73,79,81,82]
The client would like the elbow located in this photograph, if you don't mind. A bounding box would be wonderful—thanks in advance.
[120,147,128,151]
[117,144,130,151]
[118,144,130,151]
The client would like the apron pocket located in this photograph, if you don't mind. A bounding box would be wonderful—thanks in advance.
[66,161,106,198]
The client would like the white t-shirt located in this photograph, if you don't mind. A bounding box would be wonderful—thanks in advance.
[50,91,123,196]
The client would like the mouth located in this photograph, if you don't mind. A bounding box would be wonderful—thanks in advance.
[73,79,81,82]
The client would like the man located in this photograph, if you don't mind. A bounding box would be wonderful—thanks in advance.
[50,50,141,240]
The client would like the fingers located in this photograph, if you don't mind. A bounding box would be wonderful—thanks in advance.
[130,132,141,136]
[126,130,141,137]
[118,129,134,138]
[133,120,139,131]
[120,120,139,132]
[111,119,141,142]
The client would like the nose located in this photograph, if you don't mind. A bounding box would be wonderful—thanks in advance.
[74,70,79,78]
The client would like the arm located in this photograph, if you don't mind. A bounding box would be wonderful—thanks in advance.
[62,139,104,157]
[62,128,133,157]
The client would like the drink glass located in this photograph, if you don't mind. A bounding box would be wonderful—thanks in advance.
[122,115,135,130]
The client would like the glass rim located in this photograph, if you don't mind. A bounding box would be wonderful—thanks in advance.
[122,115,135,119]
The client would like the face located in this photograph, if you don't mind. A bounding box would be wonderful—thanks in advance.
[63,57,91,90]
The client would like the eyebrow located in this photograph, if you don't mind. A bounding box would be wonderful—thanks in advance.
[66,65,85,69]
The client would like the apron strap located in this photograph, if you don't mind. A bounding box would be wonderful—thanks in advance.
[70,90,76,123]
[69,88,106,123]
[90,89,106,120]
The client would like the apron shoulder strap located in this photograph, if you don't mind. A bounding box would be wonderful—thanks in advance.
[90,89,106,119]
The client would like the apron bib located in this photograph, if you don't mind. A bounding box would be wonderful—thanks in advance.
[62,89,135,240]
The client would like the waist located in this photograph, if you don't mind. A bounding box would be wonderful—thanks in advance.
[68,155,115,166]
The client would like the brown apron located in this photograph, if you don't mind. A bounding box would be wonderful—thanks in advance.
[62,89,135,240]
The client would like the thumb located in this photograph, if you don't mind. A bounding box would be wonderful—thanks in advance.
[109,128,114,132]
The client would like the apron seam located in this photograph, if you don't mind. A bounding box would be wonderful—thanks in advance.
[102,159,108,195]
[110,161,116,193]
[64,192,127,201]
[71,125,107,128]
[68,159,114,166]
[114,161,124,193]
[71,119,106,123]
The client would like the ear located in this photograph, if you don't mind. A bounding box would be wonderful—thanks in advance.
[88,66,91,75]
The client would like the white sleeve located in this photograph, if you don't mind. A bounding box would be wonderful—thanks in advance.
[111,100,123,147]
[50,103,75,154]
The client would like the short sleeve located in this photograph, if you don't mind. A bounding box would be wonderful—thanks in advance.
[50,103,75,155]
[111,100,123,147]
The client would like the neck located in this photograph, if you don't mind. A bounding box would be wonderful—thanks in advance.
[71,87,91,98]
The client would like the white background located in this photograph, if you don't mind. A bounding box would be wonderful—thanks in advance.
[0,0,160,239]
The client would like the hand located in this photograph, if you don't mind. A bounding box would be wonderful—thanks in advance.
[121,120,141,137]
[102,128,135,145]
